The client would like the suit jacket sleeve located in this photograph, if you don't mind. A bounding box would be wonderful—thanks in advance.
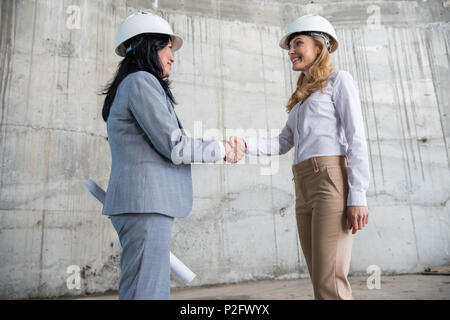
[128,72,224,164]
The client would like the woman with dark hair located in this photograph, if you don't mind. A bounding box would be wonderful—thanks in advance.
[232,15,370,300]
[101,12,243,300]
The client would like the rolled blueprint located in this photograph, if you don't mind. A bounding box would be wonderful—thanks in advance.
[83,178,196,284]
[170,252,196,284]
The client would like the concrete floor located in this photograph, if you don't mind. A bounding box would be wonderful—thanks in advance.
[72,274,450,300]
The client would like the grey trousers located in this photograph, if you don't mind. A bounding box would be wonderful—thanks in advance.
[109,212,174,300]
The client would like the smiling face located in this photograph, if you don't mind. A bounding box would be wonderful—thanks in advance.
[288,34,321,72]
[157,39,174,78]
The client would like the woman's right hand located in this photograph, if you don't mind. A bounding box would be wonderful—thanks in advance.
[222,137,246,163]
[222,141,236,163]
[229,137,246,162]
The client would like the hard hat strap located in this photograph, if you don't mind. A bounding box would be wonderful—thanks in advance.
[125,38,143,55]
[304,31,331,53]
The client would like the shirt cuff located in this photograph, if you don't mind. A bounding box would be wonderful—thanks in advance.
[347,189,367,207]
[218,141,226,160]
[243,136,257,155]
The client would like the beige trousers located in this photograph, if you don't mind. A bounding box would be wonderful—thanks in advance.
[292,155,354,300]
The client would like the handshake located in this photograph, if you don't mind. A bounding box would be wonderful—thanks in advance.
[222,136,246,163]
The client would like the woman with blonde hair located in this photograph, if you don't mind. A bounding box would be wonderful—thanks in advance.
[232,14,370,300]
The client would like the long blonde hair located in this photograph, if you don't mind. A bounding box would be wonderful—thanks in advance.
[286,35,335,113]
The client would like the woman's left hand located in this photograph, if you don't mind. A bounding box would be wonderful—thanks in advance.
[346,206,369,234]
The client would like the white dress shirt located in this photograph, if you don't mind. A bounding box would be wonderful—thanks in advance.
[244,70,370,206]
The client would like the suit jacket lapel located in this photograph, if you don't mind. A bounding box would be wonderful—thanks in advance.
[166,98,184,130]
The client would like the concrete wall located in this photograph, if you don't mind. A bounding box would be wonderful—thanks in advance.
[0,0,449,298]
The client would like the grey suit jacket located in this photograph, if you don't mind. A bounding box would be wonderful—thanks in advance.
[102,71,223,218]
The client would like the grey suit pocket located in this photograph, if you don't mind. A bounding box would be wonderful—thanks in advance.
[110,215,126,238]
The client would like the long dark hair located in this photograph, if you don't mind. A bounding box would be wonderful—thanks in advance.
[101,33,176,122]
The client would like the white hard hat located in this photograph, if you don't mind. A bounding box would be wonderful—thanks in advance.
[279,14,338,53]
[115,11,183,57]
